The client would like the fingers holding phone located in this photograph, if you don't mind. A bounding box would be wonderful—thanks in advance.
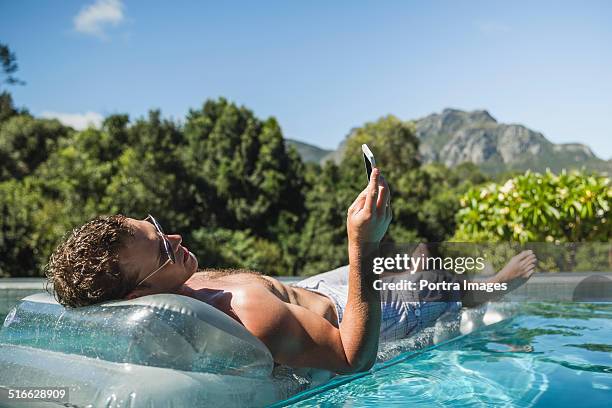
[377,174,391,219]
[362,144,376,182]
[362,144,391,221]
[347,156,392,246]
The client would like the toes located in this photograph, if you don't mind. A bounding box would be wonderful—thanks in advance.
[522,256,537,266]
[519,256,537,276]
[517,250,530,259]
[520,260,537,272]
[521,253,537,266]
[516,250,534,261]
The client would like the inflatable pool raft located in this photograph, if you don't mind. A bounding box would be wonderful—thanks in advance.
[0,291,514,407]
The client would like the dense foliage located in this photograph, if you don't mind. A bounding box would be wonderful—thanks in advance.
[453,170,611,271]
[454,170,611,243]
[0,93,491,277]
[1,90,610,277]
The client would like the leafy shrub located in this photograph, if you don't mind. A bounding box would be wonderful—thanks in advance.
[454,169,611,243]
[453,170,611,271]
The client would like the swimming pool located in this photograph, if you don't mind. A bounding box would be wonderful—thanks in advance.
[280,302,612,407]
[1,283,611,407]
[0,279,43,322]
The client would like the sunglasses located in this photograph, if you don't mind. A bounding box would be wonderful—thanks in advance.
[135,214,177,287]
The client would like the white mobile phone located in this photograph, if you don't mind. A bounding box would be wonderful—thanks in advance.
[362,144,376,182]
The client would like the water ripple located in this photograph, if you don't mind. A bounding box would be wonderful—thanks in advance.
[290,302,612,407]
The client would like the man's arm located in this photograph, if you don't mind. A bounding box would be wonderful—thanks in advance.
[341,167,391,370]
[235,287,359,373]
[239,168,392,373]
[235,281,380,374]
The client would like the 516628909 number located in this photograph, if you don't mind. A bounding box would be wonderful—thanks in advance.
[1,387,69,403]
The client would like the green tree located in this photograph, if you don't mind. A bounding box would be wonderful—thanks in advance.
[0,92,20,123]
[0,44,25,122]
[411,162,488,242]
[339,115,421,186]
[0,43,25,88]
[0,115,70,181]
[183,98,306,237]
[103,110,195,231]
[297,162,352,275]
[190,227,287,275]
[0,178,69,277]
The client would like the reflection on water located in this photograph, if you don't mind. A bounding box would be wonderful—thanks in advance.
[291,302,612,408]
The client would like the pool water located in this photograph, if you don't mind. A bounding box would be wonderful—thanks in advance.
[286,302,612,407]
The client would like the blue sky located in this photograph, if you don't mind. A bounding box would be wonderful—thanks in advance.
[2,0,612,158]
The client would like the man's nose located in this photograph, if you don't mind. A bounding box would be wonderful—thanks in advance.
[167,234,182,250]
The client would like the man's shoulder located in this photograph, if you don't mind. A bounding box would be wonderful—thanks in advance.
[231,283,279,308]
[230,284,291,333]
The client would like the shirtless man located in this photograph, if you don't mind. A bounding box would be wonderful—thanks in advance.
[45,168,537,374]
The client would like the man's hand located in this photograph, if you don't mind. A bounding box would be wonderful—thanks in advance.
[347,168,392,248]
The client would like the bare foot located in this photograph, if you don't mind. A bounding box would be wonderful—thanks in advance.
[490,250,537,290]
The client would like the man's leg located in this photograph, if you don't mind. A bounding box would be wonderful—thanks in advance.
[379,250,537,307]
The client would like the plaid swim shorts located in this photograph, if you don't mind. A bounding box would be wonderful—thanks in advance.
[292,265,463,343]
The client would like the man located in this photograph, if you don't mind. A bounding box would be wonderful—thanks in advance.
[46,168,536,374]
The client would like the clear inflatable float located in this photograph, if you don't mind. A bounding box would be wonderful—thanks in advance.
[0,290,514,407]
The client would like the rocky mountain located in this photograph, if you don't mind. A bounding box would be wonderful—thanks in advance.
[288,109,610,174]
[414,109,609,174]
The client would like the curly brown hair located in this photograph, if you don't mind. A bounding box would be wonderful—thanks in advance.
[45,215,136,308]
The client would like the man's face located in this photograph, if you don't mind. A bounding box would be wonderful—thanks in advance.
[120,217,198,296]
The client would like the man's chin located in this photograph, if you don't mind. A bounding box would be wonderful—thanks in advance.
[187,252,198,275]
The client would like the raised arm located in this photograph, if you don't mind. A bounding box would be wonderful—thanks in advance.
[342,167,391,371]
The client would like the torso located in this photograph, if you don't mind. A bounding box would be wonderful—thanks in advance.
[177,270,339,327]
